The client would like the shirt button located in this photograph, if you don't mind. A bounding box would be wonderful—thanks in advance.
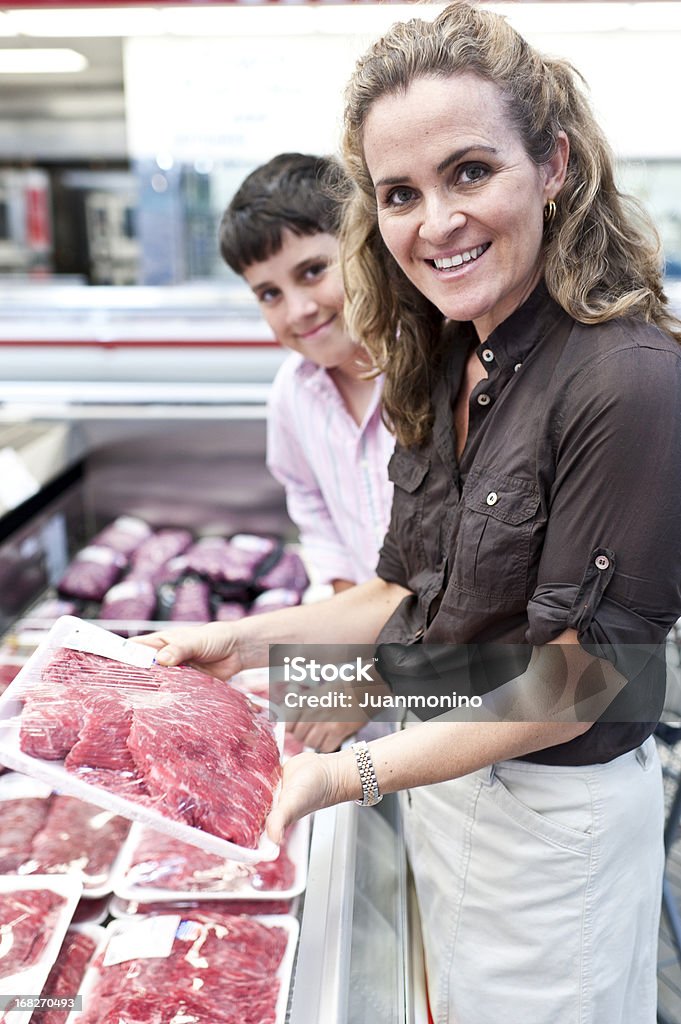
[477,394,491,407]
[481,349,494,363]
[595,555,610,571]
[514,362,522,372]
[486,491,498,506]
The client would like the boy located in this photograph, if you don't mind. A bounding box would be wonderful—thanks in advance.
[219,153,394,593]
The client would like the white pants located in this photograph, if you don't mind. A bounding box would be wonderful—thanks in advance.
[402,736,664,1024]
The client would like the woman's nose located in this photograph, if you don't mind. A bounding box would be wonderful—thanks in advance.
[418,191,466,245]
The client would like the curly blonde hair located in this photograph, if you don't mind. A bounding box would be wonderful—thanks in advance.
[341,1,681,447]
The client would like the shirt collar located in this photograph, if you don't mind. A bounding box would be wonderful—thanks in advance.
[478,280,570,372]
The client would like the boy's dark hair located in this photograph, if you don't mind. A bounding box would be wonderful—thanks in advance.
[219,152,349,275]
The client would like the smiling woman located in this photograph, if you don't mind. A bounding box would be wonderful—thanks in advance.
[136,7,681,1024]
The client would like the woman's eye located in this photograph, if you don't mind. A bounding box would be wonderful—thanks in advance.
[258,288,279,304]
[386,186,416,207]
[458,163,488,184]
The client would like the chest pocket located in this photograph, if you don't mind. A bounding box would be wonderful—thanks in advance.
[454,471,540,599]
[387,448,430,566]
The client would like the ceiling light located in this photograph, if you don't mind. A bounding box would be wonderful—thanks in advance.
[0,48,88,73]
[3,7,162,37]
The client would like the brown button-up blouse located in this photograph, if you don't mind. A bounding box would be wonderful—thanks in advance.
[376,283,681,765]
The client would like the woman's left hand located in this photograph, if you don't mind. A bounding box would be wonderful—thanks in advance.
[266,750,352,844]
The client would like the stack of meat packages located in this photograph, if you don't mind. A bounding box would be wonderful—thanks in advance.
[0,643,296,1021]
[53,515,309,626]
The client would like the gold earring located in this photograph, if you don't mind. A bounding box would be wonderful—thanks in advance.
[543,199,557,223]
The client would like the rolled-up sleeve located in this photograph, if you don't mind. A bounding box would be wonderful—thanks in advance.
[527,337,681,648]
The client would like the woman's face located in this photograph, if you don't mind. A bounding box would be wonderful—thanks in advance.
[363,73,568,341]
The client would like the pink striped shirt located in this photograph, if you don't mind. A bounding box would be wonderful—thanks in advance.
[266,353,395,585]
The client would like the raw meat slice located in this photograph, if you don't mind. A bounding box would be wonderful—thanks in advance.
[125,825,295,893]
[24,794,130,887]
[255,550,309,595]
[99,580,157,621]
[168,578,212,622]
[91,516,153,557]
[56,546,128,602]
[127,674,280,847]
[128,528,193,584]
[40,929,97,1024]
[0,796,51,872]
[77,914,287,1024]
[21,647,281,850]
[0,888,65,979]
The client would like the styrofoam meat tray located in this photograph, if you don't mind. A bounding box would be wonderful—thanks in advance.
[65,913,299,1024]
[106,893,298,919]
[111,814,309,903]
[0,617,283,865]
[0,874,82,1024]
[0,772,131,898]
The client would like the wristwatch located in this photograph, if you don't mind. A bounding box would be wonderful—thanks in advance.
[351,740,383,807]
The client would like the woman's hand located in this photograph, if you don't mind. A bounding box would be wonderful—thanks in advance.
[134,622,243,681]
[266,749,357,844]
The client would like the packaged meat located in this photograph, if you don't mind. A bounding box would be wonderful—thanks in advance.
[56,548,127,603]
[69,912,298,1024]
[108,895,294,918]
[0,617,283,864]
[38,926,102,1024]
[0,774,130,896]
[89,516,152,557]
[98,580,157,622]
[168,578,212,622]
[113,816,308,902]
[184,533,279,589]
[127,528,193,585]
[255,550,309,596]
[0,875,82,1024]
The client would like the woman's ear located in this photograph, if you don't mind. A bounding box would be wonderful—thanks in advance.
[543,130,570,199]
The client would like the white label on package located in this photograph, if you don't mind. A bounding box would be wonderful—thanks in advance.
[62,625,157,668]
[0,447,40,509]
[103,915,182,966]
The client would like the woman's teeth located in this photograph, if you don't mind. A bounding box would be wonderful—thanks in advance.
[433,243,489,270]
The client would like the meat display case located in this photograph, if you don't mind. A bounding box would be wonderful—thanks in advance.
[0,409,427,1024]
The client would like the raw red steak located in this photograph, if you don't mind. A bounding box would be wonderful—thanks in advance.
[20,648,281,849]
[0,796,51,872]
[127,673,280,847]
[0,888,65,979]
[40,929,97,1024]
[77,914,287,1024]
[126,825,296,893]
[26,794,130,887]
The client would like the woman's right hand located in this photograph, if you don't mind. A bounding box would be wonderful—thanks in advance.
[135,622,243,681]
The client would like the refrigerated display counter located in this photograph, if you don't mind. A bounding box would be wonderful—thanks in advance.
[0,413,427,1024]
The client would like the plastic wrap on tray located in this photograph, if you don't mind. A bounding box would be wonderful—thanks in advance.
[110,895,293,918]
[0,794,51,871]
[0,887,67,980]
[128,528,193,585]
[22,795,130,890]
[89,516,153,557]
[39,928,98,1024]
[122,825,296,895]
[56,547,127,602]
[98,580,157,622]
[6,621,282,857]
[255,550,309,596]
[0,776,130,893]
[73,913,292,1024]
[249,588,302,616]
